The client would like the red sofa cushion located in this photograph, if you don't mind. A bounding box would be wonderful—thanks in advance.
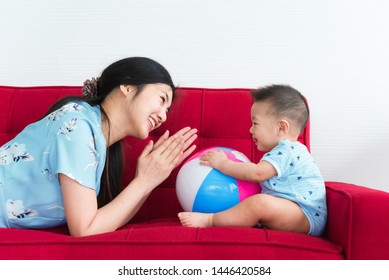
[0,219,342,259]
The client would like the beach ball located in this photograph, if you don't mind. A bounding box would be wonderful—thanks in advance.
[176,147,261,213]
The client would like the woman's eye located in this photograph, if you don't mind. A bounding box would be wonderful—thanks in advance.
[160,96,166,103]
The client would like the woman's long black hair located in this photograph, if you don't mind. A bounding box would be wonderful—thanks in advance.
[44,57,176,208]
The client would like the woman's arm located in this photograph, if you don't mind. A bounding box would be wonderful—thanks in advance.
[59,174,151,237]
[60,127,197,237]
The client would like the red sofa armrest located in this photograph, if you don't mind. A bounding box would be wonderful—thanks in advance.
[325,181,389,259]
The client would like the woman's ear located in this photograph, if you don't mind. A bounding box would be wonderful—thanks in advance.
[278,119,290,135]
[120,85,137,98]
[119,85,131,96]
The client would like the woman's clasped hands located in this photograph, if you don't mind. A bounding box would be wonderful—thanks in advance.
[136,127,197,191]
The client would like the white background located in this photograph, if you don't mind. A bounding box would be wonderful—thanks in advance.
[1,0,388,192]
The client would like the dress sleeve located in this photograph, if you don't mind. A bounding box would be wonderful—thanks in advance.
[49,116,102,193]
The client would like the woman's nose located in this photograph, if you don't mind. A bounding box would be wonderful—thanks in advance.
[158,110,167,124]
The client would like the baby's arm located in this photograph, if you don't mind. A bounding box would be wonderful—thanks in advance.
[199,150,277,182]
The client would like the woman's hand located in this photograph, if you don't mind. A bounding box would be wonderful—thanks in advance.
[168,127,198,168]
[136,127,197,191]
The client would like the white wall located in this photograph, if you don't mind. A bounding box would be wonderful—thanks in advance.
[1,0,388,192]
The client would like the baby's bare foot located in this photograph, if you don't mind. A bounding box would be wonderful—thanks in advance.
[178,212,213,228]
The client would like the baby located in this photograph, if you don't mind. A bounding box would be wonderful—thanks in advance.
[178,85,327,236]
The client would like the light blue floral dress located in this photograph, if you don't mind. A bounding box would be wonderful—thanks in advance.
[0,101,106,229]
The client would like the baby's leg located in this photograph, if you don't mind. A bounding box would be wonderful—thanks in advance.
[178,193,266,228]
[178,193,310,233]
[212,193,269,227]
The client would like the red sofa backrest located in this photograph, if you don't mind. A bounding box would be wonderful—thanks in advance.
[0,86,310,221]
[121,87,310,188]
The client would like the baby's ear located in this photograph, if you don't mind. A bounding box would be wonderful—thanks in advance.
[278,119,290,135]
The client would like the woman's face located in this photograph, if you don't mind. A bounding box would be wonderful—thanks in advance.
[126,83,173,139]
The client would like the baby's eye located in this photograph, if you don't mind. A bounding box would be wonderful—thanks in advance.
[160,96,166,103]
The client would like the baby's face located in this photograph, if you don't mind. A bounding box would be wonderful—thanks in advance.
[249,101,281,151]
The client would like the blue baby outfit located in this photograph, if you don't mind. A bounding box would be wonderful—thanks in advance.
[260,140,327,236]
[0,101,106,229]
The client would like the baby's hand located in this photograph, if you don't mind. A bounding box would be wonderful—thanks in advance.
[199,149,228,169]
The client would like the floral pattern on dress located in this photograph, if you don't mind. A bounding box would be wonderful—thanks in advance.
[84,136,99,171]
[46,103,83,124]
[6,199,38,219]
[58,118,78,140]
[0,143,34,165]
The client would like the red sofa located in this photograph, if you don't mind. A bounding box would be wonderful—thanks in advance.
[1,85,388,260]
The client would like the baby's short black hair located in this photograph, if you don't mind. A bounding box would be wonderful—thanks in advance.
[250,84,310,133]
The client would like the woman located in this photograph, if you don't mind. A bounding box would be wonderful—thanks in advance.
[0,57,197,236]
